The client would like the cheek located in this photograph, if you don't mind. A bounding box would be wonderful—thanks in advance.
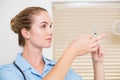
[30,31,45,41]
[29,27,47,43]
[29,33,44,47]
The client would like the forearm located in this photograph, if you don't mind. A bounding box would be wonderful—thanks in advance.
[43,51,76,80]
[43,34,105,80]
[93,61,105,80]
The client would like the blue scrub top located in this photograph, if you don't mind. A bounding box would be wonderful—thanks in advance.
[0,53,82,80]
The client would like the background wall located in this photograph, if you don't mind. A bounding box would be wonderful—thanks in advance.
[0,0,120,65]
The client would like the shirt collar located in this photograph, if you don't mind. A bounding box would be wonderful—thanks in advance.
[42,55,56,66]
[15,53,31,71]
[15,53,55,72]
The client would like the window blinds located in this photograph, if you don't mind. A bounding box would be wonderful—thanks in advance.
[52,2,120,80]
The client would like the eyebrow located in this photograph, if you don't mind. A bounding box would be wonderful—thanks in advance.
[40,21,52,25]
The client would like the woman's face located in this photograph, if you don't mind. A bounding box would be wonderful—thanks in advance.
[27,11,53,48]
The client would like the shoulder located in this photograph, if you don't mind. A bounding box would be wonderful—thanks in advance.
[0,63,15,73]
[0,63,21,80]
[65,69,83,80]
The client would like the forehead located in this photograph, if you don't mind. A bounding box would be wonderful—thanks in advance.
[32,11,52,24]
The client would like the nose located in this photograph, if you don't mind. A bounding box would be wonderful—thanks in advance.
[47,27,53,35]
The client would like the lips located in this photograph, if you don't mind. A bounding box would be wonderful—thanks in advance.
[46,38,52,42]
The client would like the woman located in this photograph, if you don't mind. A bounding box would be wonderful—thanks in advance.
[0,6,105,80]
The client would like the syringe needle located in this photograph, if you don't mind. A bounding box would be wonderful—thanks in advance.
[93,16,97,36]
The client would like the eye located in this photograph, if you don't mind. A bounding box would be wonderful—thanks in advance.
[41,24,47,28]
[50,24,52,28]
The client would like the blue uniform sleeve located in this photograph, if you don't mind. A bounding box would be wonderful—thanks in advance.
[0,65,22,80]
[0,70,22,80]
[65,69,83,80]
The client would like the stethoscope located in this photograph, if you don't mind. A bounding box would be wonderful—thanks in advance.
[13,61,27,80]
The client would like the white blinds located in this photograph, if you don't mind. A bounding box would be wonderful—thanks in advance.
[52,2,120,80]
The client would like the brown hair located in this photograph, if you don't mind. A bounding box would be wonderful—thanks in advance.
[10,7,47,46]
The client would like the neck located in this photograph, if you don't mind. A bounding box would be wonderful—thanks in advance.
[22,45,45,67]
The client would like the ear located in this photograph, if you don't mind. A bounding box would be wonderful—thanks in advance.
[21,28,30,39]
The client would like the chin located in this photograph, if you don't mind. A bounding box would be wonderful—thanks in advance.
[44,45,51,48]
[45,46,51,48]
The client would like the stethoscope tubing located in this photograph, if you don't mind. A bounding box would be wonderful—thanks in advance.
[13,61,27,80]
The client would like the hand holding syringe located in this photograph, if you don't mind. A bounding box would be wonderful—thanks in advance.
[92,16,105,61]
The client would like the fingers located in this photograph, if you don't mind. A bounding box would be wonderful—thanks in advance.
[98,46,104,58]
[90,34,107,48]
[92,45,104,59]
[76,34,106,54]
[97,34,107,40]
[91,47,99,52]
[91,34,106,42]
[77,34,106,41]
[90,37,99,43]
